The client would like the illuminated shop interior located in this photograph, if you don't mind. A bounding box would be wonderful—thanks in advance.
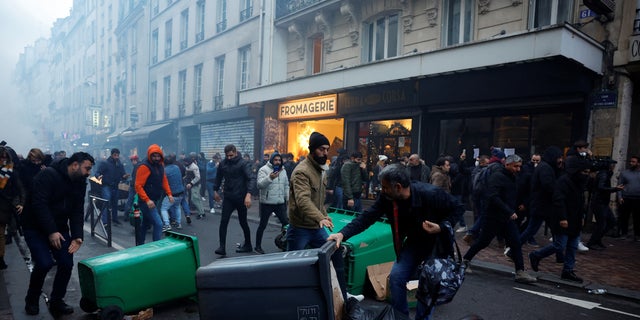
[287,118,344,162]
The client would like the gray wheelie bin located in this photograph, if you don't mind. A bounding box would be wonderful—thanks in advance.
[196,241,340,319]
[78,231,200,320]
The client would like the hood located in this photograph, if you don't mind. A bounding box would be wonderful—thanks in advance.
[146,144,164,162]
[542,146,562,165]
[269,151,281,165]
[51,158,70,179]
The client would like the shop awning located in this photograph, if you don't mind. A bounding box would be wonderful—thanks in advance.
[106,127,133,141]
[120,122,173,140]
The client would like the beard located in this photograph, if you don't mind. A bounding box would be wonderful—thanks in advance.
[312,154,327,165]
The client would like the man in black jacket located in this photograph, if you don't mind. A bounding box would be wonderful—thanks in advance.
[529,156,591,283]
[328,164,462,319]
[463,154,537,284]
[22,152,94,317]
[213,144,255,255]
[586,160,623,249]
[95,148,128,225]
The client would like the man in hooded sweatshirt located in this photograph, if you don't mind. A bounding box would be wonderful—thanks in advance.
[255,151,289,254]
[213,144,255,255]
[134,144,173,245]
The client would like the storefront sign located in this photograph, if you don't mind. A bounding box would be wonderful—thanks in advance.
[630,35,640,62]
[278,94,337,119]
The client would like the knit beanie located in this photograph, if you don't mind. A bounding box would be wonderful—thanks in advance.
[308,132,330,152]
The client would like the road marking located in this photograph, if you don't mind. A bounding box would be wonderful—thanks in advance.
[514,287,640,319]
[83,225,126,251]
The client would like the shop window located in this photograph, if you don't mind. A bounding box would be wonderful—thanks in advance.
[531,113,572,155]
[440,118,492,160]
[358,119,412,165]
[530,0,574,29]
[443,0,474,46]
[364,13,399,62]
[287,119,344,161]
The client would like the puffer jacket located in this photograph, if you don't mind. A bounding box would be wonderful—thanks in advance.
[288,156,328,229]
[257,154,289,205]
[213,153,255,201]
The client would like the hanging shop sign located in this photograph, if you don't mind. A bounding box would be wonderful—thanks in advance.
[278,94,337,120]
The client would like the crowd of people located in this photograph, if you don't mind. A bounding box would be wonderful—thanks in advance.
[0,133,638,319]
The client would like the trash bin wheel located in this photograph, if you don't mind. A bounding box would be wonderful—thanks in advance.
[100,305,124,320]
[79,297,98,313]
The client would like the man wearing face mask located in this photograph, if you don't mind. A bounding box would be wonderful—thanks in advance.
[529,156,591,283]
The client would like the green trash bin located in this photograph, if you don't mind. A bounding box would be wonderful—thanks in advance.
[78,231,200,320]
[327,207,395,295]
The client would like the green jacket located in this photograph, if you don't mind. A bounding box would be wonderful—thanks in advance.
[341,160,366,200]
[288,156,328,229]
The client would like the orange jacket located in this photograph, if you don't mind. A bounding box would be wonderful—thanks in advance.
[135,144,172,203]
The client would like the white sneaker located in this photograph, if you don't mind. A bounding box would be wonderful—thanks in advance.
[201,197,207,201]
[456,226,468,233]
[346,293,364,302]
[210,208,215,214]
[577,242,589,252]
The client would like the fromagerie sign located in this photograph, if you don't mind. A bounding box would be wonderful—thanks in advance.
[278,94,337,120]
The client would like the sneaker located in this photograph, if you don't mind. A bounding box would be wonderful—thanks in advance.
[236,244,252,253]
[197,214,205,219]
[577,242,589,252]
[186,216,192,224]
[48,300,74,317]
[346,293,365,302]
[503,247,513,262]
[462,233,475,246]
[456,226,468,233]
[162,225,172,232]
[215,247,226,256]
[529,252,540,272]
[561,270,583,283]
[254,247,265,254]
[462,259,472,274]
[515,270,537,284]
[210,208,215,214]
[175,223,183,229]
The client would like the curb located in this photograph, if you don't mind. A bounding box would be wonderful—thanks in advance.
[470,260,640,303]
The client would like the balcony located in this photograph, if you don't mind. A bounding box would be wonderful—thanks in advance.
[240,7,253,22]
[276,0,325,19]
[214,95,223,110]
[193,99,202,114]
[216,20,227,33]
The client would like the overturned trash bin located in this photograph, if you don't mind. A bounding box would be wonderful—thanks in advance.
[197,241,342,320]
[78,231,200,320]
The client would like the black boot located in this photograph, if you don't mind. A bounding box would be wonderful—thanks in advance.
[215,245,226,256]
[48,299,74,317]
[236,242,252,253]
[24,295,39,315]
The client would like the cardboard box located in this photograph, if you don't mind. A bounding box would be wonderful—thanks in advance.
[366,262,418,307]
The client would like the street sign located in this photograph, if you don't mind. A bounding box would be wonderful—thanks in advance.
[591,91,617,109]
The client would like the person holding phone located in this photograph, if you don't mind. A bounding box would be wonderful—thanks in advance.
[255,152,289,254]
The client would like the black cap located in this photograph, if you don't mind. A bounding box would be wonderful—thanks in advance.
[308,132,330,152]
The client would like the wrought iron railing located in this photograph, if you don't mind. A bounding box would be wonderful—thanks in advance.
[276,0,324,19]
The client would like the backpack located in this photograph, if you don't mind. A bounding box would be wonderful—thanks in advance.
[472,163,499,197]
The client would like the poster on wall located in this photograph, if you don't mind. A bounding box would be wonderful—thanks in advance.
[398,137,405,148]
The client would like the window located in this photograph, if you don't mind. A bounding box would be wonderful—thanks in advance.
[108,38,112,65]
[107,72,112,102]
[196,0,205,42]
[165,19,173,58]
[193,63,203,113]
[214,55,225,110]
[240,0,252,22]
[178,70,187,116]
[365,13,399,62]
[150,81,157,120]
[531,0,574,28]
[163,76,171,119]
[443,0,473,46]
[238,47,250,90]
[216,0,227,32]
[180,9,189,50]
[151,29,159,63]
[130,64,136,93]
[311,36,322,74]
[131,24,137,54]
[151,0,159,16]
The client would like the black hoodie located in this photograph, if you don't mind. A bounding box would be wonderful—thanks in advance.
[529,146,563,218]
[213,153,255,201]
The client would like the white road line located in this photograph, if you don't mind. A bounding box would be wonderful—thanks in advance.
[83,225,126,251]
[514,287,640,319]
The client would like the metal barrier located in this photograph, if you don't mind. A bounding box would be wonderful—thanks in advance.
[86,195,113,247]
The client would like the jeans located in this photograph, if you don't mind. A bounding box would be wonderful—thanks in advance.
[256,203,288,248]
[519,214,545,244]
[389,245,435,319]
[452,195,466,227]
[206,181,216,209]
[160,194,184,226]
[135,200,163,245]
[531,233,579,272]
[468,196,486,236]
[24,228,74,303]
[101,185,120,224]
[219,197,251,248]
[286,225,347,300]
[181,196,191,217]
[464,217,525,271]
[332,186,344,209]
[342,197,362,213]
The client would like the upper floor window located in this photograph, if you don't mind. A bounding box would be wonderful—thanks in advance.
[196,0,206,42]
[238,46,250,90]
[180,9,189,50]
[365,13,399,62]
[193,63,203,113]
[240,0,252,22]
[131,25,138,54]
[531,0,574,28]
[214,55,225,110]
[130,64,137,93]
[151,29,159,64]
[163,76,171,119]
[149,81,158,120]
[217,0,227,32]
[178,70,187,116]
[165,19,173,58]
[311,36,322,75]
[443,0,473,46]
[151,0,159,16]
